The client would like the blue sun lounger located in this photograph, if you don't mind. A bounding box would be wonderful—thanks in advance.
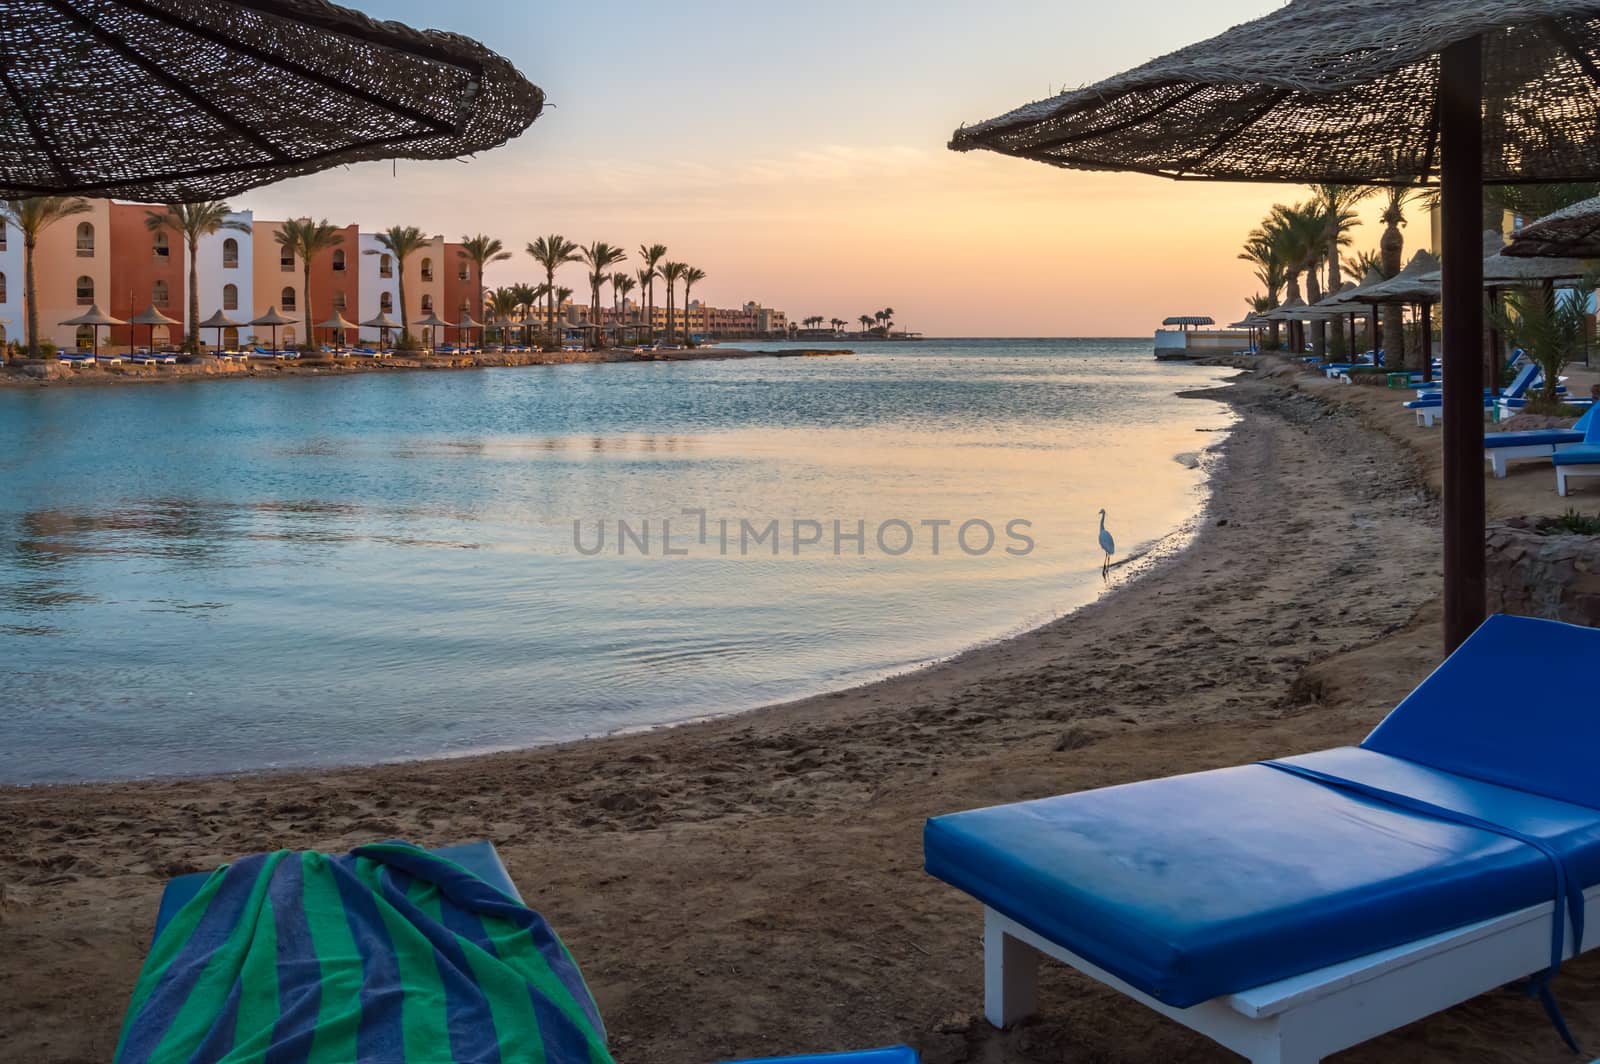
[1485,405,1595,478]
[1405,363,1546,426]
[1554,408,1600,498]
[926,615,1600,1064]
[133,840,915,1064]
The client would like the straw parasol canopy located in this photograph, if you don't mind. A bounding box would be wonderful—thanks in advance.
[360,310,401,348]
[197,309,245,353]
[250,305,296,350]
[949,1,1600,185]
[945,0,1600,650]
[414,311,454,352]
[60,303,127,356]
[1504,194,1600,258]
[1357,251,1443,306]
[129,302,181,355]
[1,0,545,202]
[315,311,360,346]
[1417,230,1592,285]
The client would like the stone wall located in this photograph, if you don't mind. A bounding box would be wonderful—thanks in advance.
[1486,520,1600,627]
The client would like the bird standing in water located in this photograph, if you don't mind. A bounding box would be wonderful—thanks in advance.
[1098,509,1115,579]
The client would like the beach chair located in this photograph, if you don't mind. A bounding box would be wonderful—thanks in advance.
[129,839,915,1064]
[1554,409,1600,497]
[1484,405,1596,478]
[58,351,94,365]
[1407,363,1544,427]
[925,614,1600,1064]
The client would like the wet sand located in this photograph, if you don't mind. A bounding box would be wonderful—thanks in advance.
[3,360,1597,1063]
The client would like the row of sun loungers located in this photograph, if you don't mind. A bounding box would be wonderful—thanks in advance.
[116,615,1596,1064]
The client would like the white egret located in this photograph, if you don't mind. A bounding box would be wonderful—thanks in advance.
[1098,509,1115,578]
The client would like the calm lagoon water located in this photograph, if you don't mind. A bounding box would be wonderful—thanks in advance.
[0,339,1235,783]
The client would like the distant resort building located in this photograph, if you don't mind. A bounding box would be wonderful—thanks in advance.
[0,199,790,350]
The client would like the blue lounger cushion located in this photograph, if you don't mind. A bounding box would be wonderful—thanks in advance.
[1485,406,1591,450]
[924,615,1600,1009]
[153,839,520,939]
[721,1049,920,1064]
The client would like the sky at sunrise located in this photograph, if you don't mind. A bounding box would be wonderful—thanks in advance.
[241,0,1433,337]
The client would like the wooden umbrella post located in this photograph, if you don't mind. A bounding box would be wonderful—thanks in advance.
[1439,34,1486,653]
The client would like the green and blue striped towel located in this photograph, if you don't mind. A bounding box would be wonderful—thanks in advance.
[116,842,613,1064]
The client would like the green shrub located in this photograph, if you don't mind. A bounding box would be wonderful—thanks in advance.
[39,340,57,358]
[1547,510,1600,536]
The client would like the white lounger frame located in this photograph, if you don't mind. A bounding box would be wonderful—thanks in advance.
[1486,442,1582,478]
[983,885,1600,1064]
[1557,465,1600,497]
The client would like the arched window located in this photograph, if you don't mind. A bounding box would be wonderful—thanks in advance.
[420,257,433,282]
[283,327,296,347]
[457,262,470,281]
[380,292,393,313]
[151,325,170,347]
[280,246,294,272]
[223,327,239,349]
[222,238,239,268]
[459,300,472,319]
[281,286,296,311]
[76,275,94,305]
[0,272,6,302]
[152,279,170,307]
[332,249,346,272]
[153,232,170,258]
[76,222,95,256]
[421,294,434,314]
[222,283,238,311]
[379,254,393,278]
[0,222,8,251]
[333,291,347,312]
[76,326,94,349]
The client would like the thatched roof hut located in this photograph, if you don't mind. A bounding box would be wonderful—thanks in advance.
[1504,195,1600,260]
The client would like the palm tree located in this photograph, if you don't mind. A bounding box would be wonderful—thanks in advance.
[1341,248,1383,281]
[1378,189,1420,369]
[612,272,637,325]
[660,261,687,343]
[275,218,344,350]
[145,202,250,357]
[638,243,667,337]
[552,286,574,333]
[681,266,706,342]
[528,235,583,335]
[1485,184,1600,234]
[579,242,628,338]
[1310,184,1372,295]
[858,314,874,335]
[457,234,511,326]
[366,225,430,340]
[1,197,91,356]
[1237,231,1286,349]
[486,286,520,344]
[634,267,653,326]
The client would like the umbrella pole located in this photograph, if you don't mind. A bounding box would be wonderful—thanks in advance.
[1487,286,1503,387]
[1422,302,1435,385]
[1439,34,1487,653]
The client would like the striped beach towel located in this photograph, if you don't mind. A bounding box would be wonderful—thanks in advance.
[116,842,612,1064]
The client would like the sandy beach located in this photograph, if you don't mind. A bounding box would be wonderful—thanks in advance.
[3,359,1597,1063]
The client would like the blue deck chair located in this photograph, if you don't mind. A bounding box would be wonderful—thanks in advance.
[1554,405,1600,497]
[1406,363,1548,427]
[1485,405,1596,477]
[926,615,1600,1064]
[131,839,915,1064]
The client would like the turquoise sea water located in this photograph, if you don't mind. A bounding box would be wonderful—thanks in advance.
[0,339,1235,783]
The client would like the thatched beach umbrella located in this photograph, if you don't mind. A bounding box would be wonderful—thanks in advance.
[197,309,246,353]
[456,313,484,348]
[360,310,401,349]
[314,311,360,349]
[951,0,1600,648]
[129,302,182,355]
[1505,195,1600,259]
[1355,252,1444,379]
[413,311,455,353]
[1,0,545,202]
[59,304,127,358]
[249,305,296,352]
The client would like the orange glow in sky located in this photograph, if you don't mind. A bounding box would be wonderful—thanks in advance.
[240,1,1432,337]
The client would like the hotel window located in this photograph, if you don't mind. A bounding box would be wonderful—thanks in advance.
[153,232,170,258]
[458,300,471,319]
[420,257,433,282]
[283,327,296,347]
[152,279,170,307]
[76,275,94,305]
[0,272,5,302]
[332,249,346,272]
[76,222,95,256]
[77,326,95,349]
[333,291,347,312]
[379,254,393,278]
[421,294,434,314]
[280,247,295,272]
[222,283,239,311]
[457,262,470,282]
[0,222,7,250]
[380,292,393,313]
[281,286,296,311]
[223,327,239,349]
[222,238,238,268]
